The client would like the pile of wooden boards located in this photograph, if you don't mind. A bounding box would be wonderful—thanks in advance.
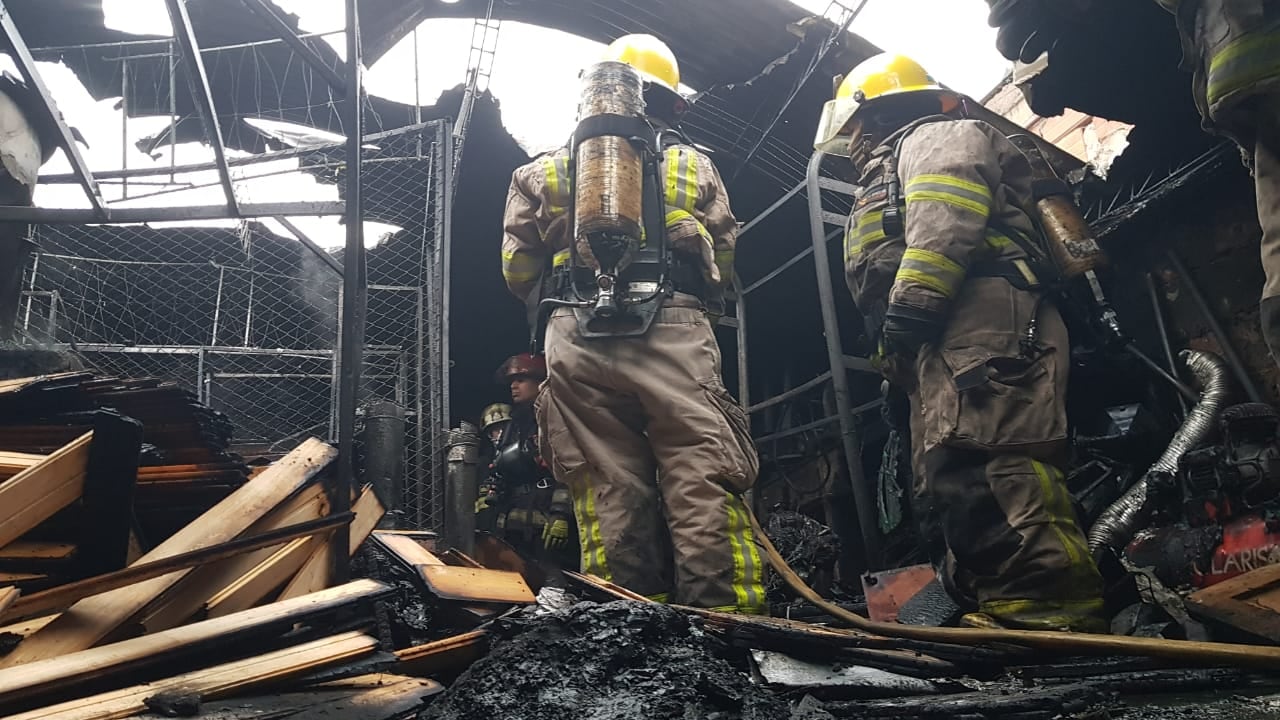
[0,371,543,718]
[0,371,256,588]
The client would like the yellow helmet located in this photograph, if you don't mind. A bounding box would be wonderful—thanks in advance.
[602,34,679,92]
[481,403,512,431]
[814,53,957,156]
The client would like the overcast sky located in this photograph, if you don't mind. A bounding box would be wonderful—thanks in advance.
[29,0,1008,243]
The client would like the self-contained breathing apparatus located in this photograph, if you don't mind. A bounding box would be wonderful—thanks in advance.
[533,60,702,344]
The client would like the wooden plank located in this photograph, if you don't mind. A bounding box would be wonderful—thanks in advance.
[276,486,385,601]
[133,481,333,633]
[1187,563,1280,641]
[419,566,535,605]
[0,543,76,562]
[0,433,92,549]
[1,514,352,624]
[203,537,323,619]
[6,631,378,720]
[0,572,46,584]
[0,452,44,476]
[0,580,390,711]
[394,631,489,679]
[0,438,337,667]
[131,674,441,720]
[0,587,17,617]
[372,532,445,568]
[0,614,58,640]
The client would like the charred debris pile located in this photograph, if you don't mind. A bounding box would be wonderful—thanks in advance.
[3,371,1280,718]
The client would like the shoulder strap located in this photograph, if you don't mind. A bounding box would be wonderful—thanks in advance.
[880,115,953,236]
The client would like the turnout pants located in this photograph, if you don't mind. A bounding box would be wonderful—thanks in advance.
[536,296,766,613]
[906,278,1105,631]
[1249,96,1280,368]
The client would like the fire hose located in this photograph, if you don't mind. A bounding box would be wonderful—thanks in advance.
[742,505,1280,669]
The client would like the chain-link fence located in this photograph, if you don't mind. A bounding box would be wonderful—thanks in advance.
[16,120,452,531]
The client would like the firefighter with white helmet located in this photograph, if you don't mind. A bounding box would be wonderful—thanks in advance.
[501,34,764,612]
[817,53,1105,631]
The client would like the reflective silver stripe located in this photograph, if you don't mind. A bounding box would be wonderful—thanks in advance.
[897,247,965,297]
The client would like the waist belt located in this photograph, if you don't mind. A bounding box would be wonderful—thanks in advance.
[554,254,709,300]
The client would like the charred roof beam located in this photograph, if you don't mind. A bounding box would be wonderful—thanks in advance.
[163,0,239,216]
[0,1,106,218]
[237,0,348,97]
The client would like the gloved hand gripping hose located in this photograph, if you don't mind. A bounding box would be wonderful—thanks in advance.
[1085,350,1231,556]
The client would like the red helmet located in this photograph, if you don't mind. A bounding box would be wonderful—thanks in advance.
[496,353,547,383]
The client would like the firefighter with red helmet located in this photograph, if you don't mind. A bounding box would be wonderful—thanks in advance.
[477,352,577,568]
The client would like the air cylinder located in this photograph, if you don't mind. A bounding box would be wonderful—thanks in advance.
[574,61,646,267]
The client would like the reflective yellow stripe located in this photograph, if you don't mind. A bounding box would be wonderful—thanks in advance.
[502,249,542,283]
[664,148,698,214]
[542,154,569,217]
[847,210,892,258]
[1031,460,1096,590]
[1207,26,1280,107]
[905,173,991,218]
[571,472,610,581]
[896,247,964,298]
[985,229,1014,250]
[715,249,735,276]
[980,597,1106,622]
[725,493,765,614]
[553,249,570,268]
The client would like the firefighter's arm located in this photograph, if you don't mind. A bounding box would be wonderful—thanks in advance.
[501,164,549,301]
[885,121,1000,352]
[696,154,738,287]
[665,148,736,287]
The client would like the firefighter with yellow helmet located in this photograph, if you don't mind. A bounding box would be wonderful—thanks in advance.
[501,34,764,613]
[816,53,1105,631]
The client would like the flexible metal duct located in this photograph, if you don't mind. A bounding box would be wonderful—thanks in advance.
[1087,349,1231,554]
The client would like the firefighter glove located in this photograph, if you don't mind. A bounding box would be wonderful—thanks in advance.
[475,486,496,515]
[882,303,944,356]
[542,516,570,551]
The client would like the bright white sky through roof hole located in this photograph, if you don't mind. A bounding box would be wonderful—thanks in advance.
[29,0,1008,245]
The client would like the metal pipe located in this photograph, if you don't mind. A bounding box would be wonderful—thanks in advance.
[362,400,406,529]
[277,216,343,278]
[733,273,749,407]
[0,201,345,224]
[741,227,839,296]
[1126,343,1198,402]
[38,121,438,185]
[237,0,347,95]
[444,422,479,554]
[747,371,831,415]
[1166,249,1263,403]
[163,0,238,215]
[210,266,225,345]
[414,286,427,530]
[1145,272,1189,415]
[121,59,129,200]
[806,151,881,569]
[1088,350,1231,555]
[332,0,365,586]
[737,179,804,239]
[168,41,177,180]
